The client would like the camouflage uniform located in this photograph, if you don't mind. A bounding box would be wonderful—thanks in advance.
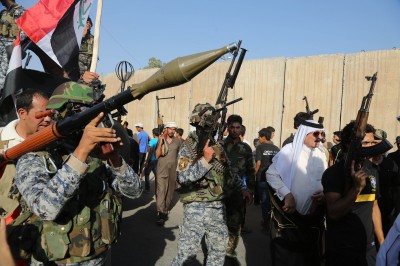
[12,81,142,265]
[0,3,25,90]
[14,151,142,265]
[172,130,241,266]
[223,136,256,258]
[78,33,94,74]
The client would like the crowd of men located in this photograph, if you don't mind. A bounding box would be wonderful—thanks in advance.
[1,1,400,266]
[121,109,400,266]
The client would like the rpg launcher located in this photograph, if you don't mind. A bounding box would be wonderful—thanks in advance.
[1,42,238,163]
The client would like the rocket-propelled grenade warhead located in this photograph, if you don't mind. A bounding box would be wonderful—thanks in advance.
[131,42,238,99]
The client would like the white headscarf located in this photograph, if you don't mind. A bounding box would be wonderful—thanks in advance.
[273,120,325,190]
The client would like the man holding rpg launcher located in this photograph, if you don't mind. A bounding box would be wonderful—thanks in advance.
[13,82,142,265]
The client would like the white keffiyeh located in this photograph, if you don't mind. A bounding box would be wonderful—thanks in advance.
[272,120,326,191]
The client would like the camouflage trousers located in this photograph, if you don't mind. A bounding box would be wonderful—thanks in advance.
[225,190,245,257]
[29,250,108,266]
[0,38,12,91]
[172,201,228,266]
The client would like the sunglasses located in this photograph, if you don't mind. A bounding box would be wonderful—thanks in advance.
[312,131,326,138]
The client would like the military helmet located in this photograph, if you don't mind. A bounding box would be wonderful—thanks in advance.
[46,81,95,110]
[190,103,217,128]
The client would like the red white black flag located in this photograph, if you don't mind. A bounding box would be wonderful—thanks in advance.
[16,0,93,79]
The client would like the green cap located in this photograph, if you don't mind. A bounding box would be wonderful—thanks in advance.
[46,81,95,110]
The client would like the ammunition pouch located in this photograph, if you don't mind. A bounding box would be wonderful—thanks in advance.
[32,191,122,263]
[7,152,124,263]
[178,136,228,203]
[99,189,123,244]
[36,219,72,261]
[179,170,225,203]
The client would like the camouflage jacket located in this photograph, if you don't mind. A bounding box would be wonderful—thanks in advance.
[78,33,94,74]
[0,4,25,40]
[13,152,142,263]
[222,136,256,192]
[176,132,242,202]
[15,152,142,220]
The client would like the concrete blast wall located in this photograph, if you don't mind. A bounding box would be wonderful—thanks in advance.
[101,49,400,150]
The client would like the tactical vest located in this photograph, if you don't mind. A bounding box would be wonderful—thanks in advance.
[0,136,24,225]
[178,136,231,203]
[0,5,21,38]
[7,151,123,264]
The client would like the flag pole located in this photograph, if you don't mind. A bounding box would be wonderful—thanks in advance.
[90,0,102,72]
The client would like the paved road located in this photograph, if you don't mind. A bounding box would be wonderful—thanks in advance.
[111,179,272,266]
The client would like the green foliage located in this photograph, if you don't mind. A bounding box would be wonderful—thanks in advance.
[143,57,165,69]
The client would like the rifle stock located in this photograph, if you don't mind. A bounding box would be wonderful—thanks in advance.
[2,43,238,162]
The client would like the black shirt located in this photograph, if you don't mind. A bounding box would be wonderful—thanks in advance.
[255,143,279,181]
[330,143,344,164]
[376,156,400,235]
[322,160,379,251]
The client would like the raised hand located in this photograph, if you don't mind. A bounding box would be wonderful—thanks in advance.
[73,112,121,162]
[351,160,368,194]
[203,139,215,162]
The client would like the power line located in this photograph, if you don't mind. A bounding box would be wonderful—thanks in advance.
[100,24,144,68]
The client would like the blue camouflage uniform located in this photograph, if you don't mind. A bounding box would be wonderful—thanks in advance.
[14,151,142,265]
[171,132,242,266]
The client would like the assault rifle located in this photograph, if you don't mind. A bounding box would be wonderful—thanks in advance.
[303,96,324,126]
[156,95,175,135]
[156,95,175,157]
[344,72,392,180]
[0,42,238,163]
[216,40,247,141]
[303,96,319,119]
[196,98,243,158]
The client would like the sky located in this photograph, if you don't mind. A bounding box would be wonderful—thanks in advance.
[16,0,400,76]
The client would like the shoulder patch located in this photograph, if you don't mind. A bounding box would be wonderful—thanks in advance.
[178,157,190,171]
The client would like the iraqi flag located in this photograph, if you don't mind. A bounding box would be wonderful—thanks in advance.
[16,0,93,80]
[0,34,23,127]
